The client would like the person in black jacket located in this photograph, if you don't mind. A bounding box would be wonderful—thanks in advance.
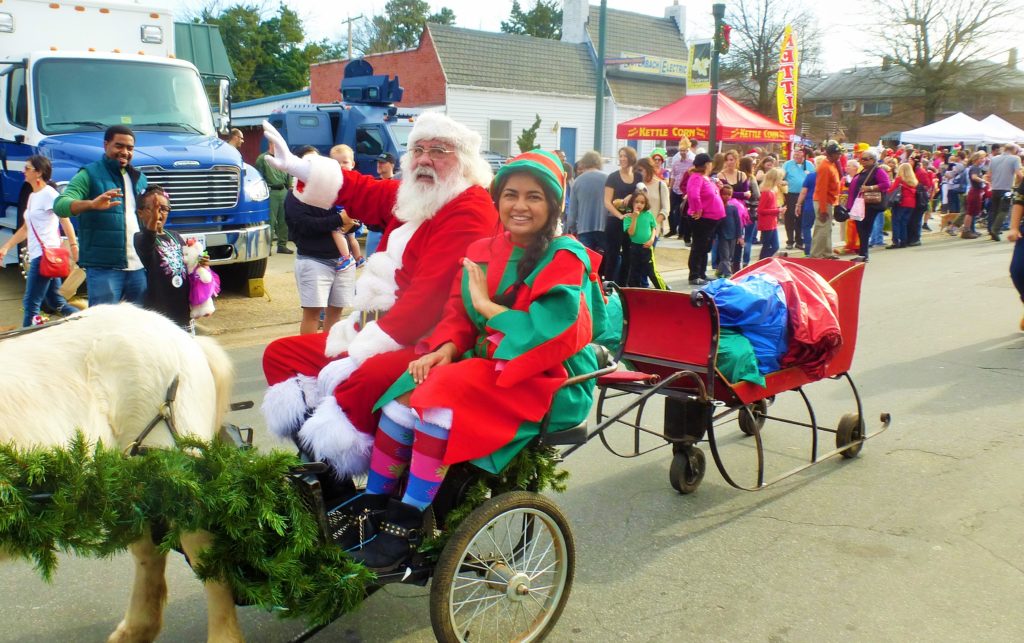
[285,184,357,334]
[133,186,193,331]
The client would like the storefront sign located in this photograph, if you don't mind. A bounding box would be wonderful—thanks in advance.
[618,52,688,79]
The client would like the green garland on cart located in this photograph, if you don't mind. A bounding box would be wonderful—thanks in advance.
[0,434,570,623]
[0,434,372,626]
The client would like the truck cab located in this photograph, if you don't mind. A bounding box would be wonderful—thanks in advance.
[0,0,270,279]
[268,59,410,177]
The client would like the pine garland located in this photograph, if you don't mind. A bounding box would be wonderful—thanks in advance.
[0,434,372,626]
[0,435,569,624]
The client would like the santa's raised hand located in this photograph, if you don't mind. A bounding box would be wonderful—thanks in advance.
[261,120,311,183]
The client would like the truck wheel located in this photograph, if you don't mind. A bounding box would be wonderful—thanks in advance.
[244,258,268,280]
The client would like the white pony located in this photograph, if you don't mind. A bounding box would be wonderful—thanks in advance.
[0,303,242,642]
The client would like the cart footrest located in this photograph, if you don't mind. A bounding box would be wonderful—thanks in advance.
[536,424,588,446]
[598,371,660,386]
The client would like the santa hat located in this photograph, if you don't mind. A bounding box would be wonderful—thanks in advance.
[494,149,567,203]
[409,111,482,160]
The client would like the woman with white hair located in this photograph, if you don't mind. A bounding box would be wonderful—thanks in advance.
[846,149,891,261]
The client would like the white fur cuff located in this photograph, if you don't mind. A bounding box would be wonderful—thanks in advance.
[421,406,454,429]
[325,311,360,358]
[262,376,316,438]
[297,397,373,479]
[347,320,403,366]
[317,356,359,400]
[382,401,419,429]
[294,155,343,210]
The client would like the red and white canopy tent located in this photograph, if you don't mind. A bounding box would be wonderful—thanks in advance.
[616,93,794,143]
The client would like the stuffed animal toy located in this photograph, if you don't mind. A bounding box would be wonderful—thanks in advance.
[181,238,220,319]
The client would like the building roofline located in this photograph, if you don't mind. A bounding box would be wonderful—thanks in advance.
[233,89,310,108]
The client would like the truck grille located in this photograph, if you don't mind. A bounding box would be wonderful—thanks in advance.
[138,166,240,211]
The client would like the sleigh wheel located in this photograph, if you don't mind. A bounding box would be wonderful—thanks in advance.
[669,446,705,494]
[738,400,768,437]
[836,413,864,459]
[429,491,574,642]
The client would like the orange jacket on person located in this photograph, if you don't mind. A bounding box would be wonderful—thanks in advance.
[813,159,841,207]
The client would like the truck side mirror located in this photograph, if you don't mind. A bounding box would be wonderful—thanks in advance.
[217,78,231,135]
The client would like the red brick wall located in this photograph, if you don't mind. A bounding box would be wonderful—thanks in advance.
[802,95,1024,145]
[310,28,446,107]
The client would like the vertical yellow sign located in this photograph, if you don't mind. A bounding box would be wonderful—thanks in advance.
[687,41,712,94]
[776,26,799,128]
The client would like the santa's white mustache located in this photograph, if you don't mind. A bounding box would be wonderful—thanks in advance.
[413,168,437,180]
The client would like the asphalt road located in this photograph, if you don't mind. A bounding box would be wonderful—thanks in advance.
[2,230,1023,642]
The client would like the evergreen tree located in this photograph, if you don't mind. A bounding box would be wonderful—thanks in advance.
[500,0,562,40]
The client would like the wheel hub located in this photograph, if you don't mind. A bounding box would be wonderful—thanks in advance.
[505,572,531,602]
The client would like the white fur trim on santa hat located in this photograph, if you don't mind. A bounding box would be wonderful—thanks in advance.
[293,155,343,210]
[317,356,359,400]
[297,397,373,479]
[410,111,481,158]
[325,311,361,358]
[382,401,419,429]
[347,320,402,365]
[262,375,317,438]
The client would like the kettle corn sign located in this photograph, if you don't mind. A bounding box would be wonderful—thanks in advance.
[776,26,798,129]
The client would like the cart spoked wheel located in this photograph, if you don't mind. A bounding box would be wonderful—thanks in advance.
[738,400,768,437]
[430,491,575,642]
[836,413,865,459]
[669,445,705,494]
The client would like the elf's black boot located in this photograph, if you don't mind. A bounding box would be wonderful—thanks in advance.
[350,499,424,572]
[327,493,388,552]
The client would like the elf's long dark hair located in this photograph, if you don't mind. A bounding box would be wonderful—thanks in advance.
[490,168,562,306]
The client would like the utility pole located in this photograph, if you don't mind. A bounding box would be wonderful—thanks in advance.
[709,3,725,151]
[343,15,363,61]
[593,0,607,157]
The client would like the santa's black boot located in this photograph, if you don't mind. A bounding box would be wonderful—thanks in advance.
[350,499,423,572]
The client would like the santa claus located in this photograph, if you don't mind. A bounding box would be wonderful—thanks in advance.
[260,113,499,479]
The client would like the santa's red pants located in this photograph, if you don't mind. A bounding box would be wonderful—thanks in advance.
[263,332,418,435]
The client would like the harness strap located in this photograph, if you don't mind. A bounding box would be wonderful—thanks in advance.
[125,375,181,456]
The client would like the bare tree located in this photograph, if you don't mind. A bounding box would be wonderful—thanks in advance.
[871,0,1014,121]
[721,0,822,116]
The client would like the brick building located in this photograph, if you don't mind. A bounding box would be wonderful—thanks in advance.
[801,55,1024,144]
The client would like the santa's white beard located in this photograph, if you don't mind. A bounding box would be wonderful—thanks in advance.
[394,166,471,223]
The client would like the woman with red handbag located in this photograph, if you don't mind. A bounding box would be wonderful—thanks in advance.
[0,155,80,326]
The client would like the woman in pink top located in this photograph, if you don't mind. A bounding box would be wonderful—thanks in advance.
[685,152,725,285]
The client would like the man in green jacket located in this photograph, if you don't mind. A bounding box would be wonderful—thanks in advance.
[255,147,292,254]
[54,125,148,305]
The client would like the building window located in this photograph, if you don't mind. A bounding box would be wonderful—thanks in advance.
[1011,96,1024,112]
[814,103,832,118]
[841,100,856,112]
[939,97,973,114]
[489,120,511,157]
[862,101,892,116]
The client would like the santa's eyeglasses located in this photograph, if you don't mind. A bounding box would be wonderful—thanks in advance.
[411,145,455,160]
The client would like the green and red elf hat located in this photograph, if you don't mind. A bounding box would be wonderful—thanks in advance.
[493,149,567,205]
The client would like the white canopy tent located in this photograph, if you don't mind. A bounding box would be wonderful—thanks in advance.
[900,112,991,145]
[980,114,1024,143]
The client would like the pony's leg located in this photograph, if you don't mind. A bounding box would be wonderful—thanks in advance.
[179,530,244,643]
[108,528,168,643]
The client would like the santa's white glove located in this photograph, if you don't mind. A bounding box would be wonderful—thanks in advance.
[261,120,311,183]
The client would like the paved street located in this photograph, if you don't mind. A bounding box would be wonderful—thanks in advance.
[2,230,1023,642]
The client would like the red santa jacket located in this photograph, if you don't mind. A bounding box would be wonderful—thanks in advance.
[334,169,500,348]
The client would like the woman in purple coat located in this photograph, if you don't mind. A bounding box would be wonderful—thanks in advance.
[846,149,891,262]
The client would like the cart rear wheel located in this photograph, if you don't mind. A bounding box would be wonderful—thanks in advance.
[429,491,574,643]
[836,413,864,459]
[738,400,768,436]
[669,446,705,494]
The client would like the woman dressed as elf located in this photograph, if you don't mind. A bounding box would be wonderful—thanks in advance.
[344,151,603,572]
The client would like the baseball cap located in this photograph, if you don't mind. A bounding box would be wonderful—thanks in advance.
[825,143,842,155]
[377,152,396,164]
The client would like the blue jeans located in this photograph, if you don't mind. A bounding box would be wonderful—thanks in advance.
[892,206,913,246]
[740,221,757,268]
[759,229,779,259]
[576,231,604,253]
[800,209,815,255]
[86,267,147,306]
[1011,236,1024,303]
[870,211,885,246]
[23,257,79,327]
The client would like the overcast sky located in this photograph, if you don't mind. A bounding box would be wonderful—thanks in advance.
[173,0,1022,74]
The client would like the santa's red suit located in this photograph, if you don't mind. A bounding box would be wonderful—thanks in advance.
[262,118,498,478]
